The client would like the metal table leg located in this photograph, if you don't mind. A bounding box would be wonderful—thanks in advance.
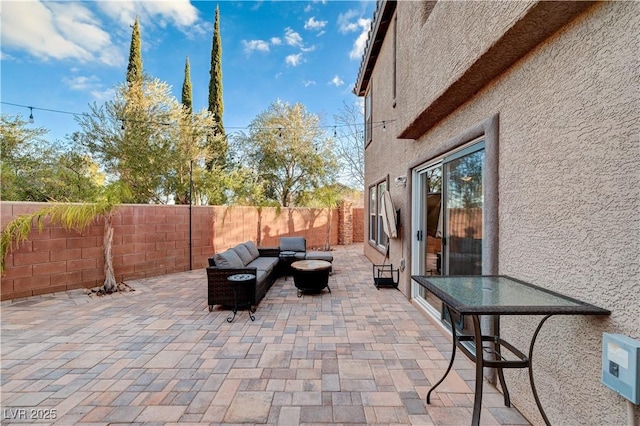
[471,315,484,426]
[529,314,553,426]
[427,305,459,404]
[494,315,511,407]
[227,285,238,323]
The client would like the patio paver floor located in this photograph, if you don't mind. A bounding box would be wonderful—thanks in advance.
[1,244,530,425]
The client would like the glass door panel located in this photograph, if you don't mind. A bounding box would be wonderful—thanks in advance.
[415,165,443,313]
[443,149,484,275]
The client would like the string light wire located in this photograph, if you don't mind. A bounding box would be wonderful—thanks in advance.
[1,101,395,135]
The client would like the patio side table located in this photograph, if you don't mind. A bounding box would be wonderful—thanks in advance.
[226,273,256,323]
[412,275,611,426]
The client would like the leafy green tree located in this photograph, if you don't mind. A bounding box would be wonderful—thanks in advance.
[207,5,227,173]
[74,78,174,203]
[73,77,223,205]
[172,110,224,206]
[174,57,195,205]
[1,115,102,201]
[209,5,225,136]
[182,56,192,114]
[126,17,143,85]
[234,100,339,207]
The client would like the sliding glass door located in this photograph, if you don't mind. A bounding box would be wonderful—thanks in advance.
[412,140,485,318]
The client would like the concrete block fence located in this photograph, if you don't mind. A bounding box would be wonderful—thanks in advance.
[1,202,363,301]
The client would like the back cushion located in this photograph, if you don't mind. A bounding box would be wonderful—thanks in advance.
[213,249,244,268]
[243,241,260,260]
[280,237,306,252]
[232,244,254,266]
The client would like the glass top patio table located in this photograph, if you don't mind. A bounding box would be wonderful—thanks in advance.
[411,275,611,316]
[412,275,610,426]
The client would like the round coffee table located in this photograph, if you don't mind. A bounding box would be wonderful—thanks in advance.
[290,260,332,297]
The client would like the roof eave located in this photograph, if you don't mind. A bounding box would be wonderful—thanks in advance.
[353,0,397,97]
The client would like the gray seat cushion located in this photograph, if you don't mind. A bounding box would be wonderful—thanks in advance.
[279,237,306,253]
[305,251,333,262]
[255,269,270,285]
[247,256,279,275]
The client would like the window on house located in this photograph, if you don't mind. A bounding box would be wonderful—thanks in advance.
[369,179,389,249]
[369,186,376,242]
[365,88,372,146]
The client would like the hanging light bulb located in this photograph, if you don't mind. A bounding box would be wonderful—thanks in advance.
[28,107,34,124]
[279,127,282,138]
[382,121,386,131]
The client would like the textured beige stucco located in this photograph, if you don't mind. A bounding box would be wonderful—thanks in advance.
[363,1,639,425]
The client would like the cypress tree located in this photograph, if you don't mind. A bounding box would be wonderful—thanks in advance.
[208,5,225,136]
[182,57,193,114]
[126,17,143,85]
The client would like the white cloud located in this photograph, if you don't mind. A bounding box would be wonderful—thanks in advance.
[1,1,95,62]
[91,88,116,102]
[303,80,316,87]
[304,17,327,32]
[284,28,303,47]
[336,9,371,61]
[337,10,362,34]
[63,75,101,91]
[95,0,200,31]
[271,37,283,46]
[242,40,270,54]
[285,53,303,67]
[0,0,203,67]
[0,51,15,61]
[330,75,344,87]
[63,73,113,101]
[349,18,372,61]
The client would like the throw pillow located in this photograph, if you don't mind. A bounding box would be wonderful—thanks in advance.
[213,249,244,269]
[243,241,260,260]
[233,244,254,266]
[280,237,306,252]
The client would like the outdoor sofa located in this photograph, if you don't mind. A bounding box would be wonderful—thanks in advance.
[206,238,334,312]
[206,241,280,311]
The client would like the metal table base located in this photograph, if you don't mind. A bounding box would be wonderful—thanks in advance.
[427,305,553,426]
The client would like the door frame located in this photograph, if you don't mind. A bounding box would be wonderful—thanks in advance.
[409,115,499,309]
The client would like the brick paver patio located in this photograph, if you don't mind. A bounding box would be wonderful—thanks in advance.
[1,244,530,425]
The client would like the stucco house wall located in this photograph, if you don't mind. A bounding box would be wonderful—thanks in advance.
[359,1,639,425]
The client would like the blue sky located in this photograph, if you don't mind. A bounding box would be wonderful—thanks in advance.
[1,0,375,142]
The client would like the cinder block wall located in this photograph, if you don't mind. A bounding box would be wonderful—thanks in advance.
[0,202,343,301]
